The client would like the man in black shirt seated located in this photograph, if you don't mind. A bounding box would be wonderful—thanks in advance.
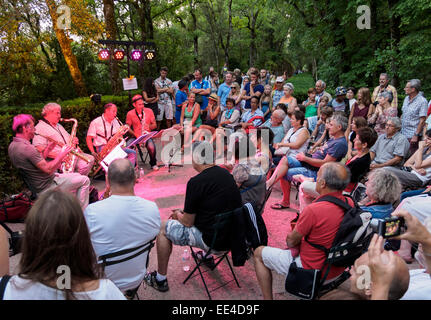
[144,141,243,292]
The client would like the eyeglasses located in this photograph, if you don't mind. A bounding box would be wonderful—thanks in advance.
[385,124,396,128]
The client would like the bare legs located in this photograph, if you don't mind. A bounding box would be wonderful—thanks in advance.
[156,221,172,276]
[266,156,290,189]
[253,246,274,300]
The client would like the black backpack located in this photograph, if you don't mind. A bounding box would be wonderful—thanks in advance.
[307,195,373,273]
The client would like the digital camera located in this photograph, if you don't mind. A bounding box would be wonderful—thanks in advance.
[370,217,406,238]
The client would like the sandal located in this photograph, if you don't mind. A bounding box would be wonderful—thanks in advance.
[193,250,216,269]
[270,203,290,210]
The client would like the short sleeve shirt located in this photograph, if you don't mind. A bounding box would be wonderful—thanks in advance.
[313,136,348,161]
[217,83,231,110]
[154,77,173,103]
[8,137,54,193]
[241,109,264,127]
[175,90,188,108]
[87,115,122,147]
[370,132,410,165]
[401,94,429,139]
[33,120,71,159]
[184,166,242,250]
[243,83,264,109]
[189,79,210,110]
[126,108,155,135]
[272,89,284,107]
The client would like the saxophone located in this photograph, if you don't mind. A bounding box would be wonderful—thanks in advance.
[60,118,79,173]
[97,124,130,161]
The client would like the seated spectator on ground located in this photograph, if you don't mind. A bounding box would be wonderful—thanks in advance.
[84,159,161,298]
[401,79,429,156]
[273,110,310,166]
[328,86,350,116]
[302,87,318,131]
[0,226,8,276]
[8,114,90,209]
[345,234,409,300]
[395,212,431,300]
[144,141,243,292]
[309,105,334,149]
[0,189,126,300]
[370,117,410,170]
[359,168,402,219]
[231,140,266,210]
[267,114,348,210]
[346,116,368,160]
[298,127,377,212]
[383,129,431,191]
[253,163,351,299]
[368,90,398,135]
[261,109,286,145]
[180,92,202,151]
[193,94,220,142]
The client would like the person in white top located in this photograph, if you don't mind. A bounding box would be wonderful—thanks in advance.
[0,189,125,300]
[33,103,95,176]
[84,159,161,297]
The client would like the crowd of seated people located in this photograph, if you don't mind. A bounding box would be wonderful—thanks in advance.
[3,67,431,301]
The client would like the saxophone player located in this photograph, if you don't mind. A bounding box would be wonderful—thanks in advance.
[33,103,95,176]
[86,103,136,166]
[125,94,159,171]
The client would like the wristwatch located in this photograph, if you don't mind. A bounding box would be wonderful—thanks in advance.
[414,133,422,137]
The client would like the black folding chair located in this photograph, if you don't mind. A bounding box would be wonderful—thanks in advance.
[183,210,240,300]
[98,237,156,300]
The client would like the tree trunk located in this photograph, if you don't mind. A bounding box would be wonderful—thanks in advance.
[388,0,401,88]
[224,0,233,67]
[103,0,121,94]
[190,2,199,68]
[249,11,258,67]
[45,0,87,97]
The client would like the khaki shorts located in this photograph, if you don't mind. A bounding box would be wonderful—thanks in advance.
[157,100,173,121]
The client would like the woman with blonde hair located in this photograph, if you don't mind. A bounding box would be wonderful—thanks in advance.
[0,189,125,300]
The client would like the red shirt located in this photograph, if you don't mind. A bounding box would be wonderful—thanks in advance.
[295,191,352,279]
[126,108,155,136]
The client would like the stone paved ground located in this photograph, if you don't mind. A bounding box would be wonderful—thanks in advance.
[5,147,422,300]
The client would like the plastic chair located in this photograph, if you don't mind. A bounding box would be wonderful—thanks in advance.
[98,237,156,300]
[183,210,240,300]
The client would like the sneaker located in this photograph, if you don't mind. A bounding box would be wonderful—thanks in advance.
[152,165,160,171]
[143,271,169,292]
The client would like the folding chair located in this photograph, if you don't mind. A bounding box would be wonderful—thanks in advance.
[183,210,240,300]
[98,237,155,300]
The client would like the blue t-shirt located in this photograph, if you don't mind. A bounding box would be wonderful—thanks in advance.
[189,79,210,110]
[175,90,188,124]
[241,109,264,127]
[313,136,348,161]
[217,83,231,110]
[243,83,264,109]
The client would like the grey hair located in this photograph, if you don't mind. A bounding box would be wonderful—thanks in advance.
[284,83,294,92]
[272,109,286,121]
[378,90,393,103]
[380,73,389,80]
[316,80,326,88]
[367,168,401,204]
[408,79,421,92]
[192,141,214,165]
[321,162,351,191]
[387,116,401,130]
[42,103,61,116]
[331,113,348,132]
[108,158,135,187]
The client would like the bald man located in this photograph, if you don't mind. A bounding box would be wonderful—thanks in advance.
[254,162,352,299]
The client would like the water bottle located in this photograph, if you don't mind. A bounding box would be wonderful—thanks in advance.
[139,167,145,181]
[182,249,190,272]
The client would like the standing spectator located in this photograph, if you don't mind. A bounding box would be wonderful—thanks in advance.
[142,77,159,119]
[348,87,373,131]
[315,80,332,105]
[254,163,351,299]
[371,73,398,109]
[189,69,211,112]
[217,71,233,112]
[233,68,242,87]
[271,76,285,108]
[303,87,318,131]
[346,87,357,111]
[204,66,215,82]
[401,79,428,155]
[279,83,298,113]
[0,189,126,300]
[155,67,174,130]
[259,85,272,121]
[85,159,160,298]
[208,71,219,96]
[259,69,269,85]
[242,70,264,110]
[368,91,398,135]
[369,117,410,170]
[174,79,188,124]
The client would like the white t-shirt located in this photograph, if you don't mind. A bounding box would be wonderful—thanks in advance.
[400,269,431,300]
[87,115,122,147]
[84,195,161,291]
[1,276,126,300]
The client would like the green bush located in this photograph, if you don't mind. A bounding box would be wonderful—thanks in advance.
[287,72,315,103]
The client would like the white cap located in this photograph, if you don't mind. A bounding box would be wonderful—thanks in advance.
[276,76,284,82]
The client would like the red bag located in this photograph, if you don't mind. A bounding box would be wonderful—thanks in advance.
[0,192,33,222]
